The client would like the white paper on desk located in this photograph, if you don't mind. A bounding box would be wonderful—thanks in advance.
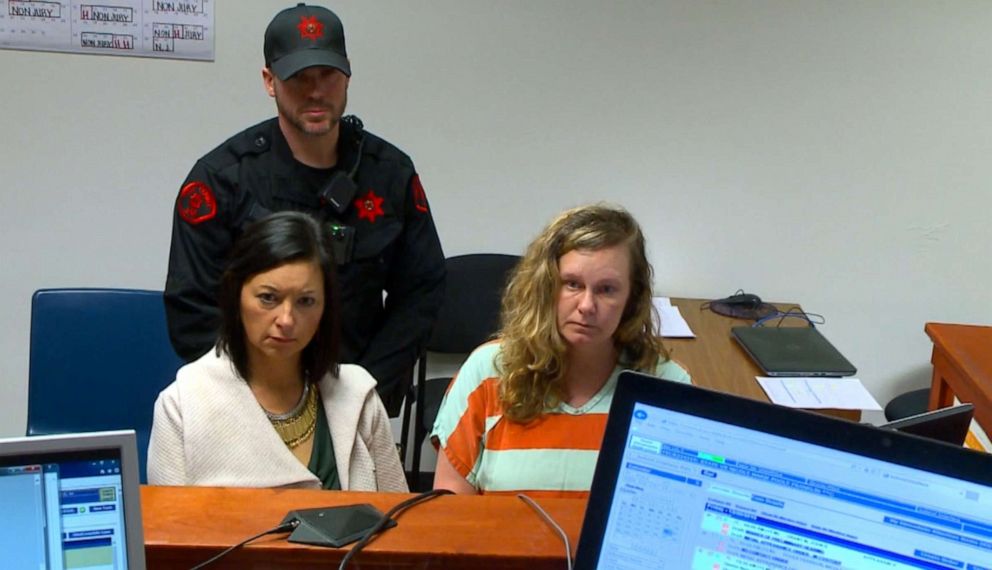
[652,297,695,338]
[756,377,882,411]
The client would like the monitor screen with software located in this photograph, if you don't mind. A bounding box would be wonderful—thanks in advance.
[575,371,992,569]
[0,430,146,570]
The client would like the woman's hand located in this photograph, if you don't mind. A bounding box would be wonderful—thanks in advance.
[433,450,478,495]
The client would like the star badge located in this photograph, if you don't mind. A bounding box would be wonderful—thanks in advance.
[298,16,324,41]
[355,190,385,223]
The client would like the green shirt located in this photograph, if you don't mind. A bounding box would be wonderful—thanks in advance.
[307,397,341,490]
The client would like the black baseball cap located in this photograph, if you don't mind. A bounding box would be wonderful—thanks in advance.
[264,3,351,80]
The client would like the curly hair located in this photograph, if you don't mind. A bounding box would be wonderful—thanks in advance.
[497,204,669,423]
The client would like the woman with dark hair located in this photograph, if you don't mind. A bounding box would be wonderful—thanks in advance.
[431,204,690,498]
[148,212,407,491]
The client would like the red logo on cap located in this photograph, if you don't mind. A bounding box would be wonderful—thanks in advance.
[177,181,217,225]
[355,190,384,224]
[298,16,324,41]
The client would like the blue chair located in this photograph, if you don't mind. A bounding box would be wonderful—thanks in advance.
[27,288,185,483]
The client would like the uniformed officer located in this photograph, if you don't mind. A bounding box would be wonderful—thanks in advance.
[164,3,445,416]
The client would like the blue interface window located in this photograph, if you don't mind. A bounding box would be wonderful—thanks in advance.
[0,458,128,570]
[595,403,992,570]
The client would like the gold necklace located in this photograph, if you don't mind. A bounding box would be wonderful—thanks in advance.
[266,383,318,449]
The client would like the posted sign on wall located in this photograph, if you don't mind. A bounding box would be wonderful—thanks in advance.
[0,0,214,60]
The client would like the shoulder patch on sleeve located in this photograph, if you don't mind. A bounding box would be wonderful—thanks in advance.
[411,174,429,213]
[177,181,218,225]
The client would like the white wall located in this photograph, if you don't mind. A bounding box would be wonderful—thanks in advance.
[2,0,991,438]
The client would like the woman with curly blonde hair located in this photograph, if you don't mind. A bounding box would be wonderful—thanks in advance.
[431,204,690,498]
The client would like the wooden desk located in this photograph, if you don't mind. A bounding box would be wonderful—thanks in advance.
[142,486,585,569]
[669,298,860,421]
[925,322,992,436]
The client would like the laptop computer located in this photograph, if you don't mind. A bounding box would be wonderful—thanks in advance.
[732,325,857,376]
[575,371,992,569]
[880,403,975,447]
[0,430,146,570]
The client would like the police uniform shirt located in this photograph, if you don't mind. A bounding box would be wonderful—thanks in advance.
[164,116,445,415]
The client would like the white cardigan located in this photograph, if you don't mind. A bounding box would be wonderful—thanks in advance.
[147,350,408,492]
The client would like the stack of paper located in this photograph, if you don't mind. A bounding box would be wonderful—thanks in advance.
[756,377,882,411]
[652,297,695,338]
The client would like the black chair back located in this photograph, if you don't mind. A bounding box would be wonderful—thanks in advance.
[401,254,520,487]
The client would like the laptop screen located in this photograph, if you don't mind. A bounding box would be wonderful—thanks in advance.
[575,372,992,569]
[0,431,146,570]
[880,404,975,447]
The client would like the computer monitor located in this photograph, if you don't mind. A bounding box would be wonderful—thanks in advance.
[880,404,975,446]
[575,371,992,569]
[0,430,146,570]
